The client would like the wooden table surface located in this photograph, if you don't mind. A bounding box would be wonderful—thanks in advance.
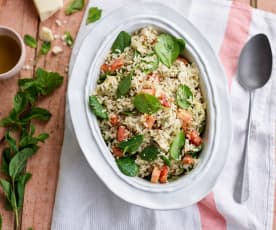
[0,0,275,229]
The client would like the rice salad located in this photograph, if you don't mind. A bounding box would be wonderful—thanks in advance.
[89,27,206,184]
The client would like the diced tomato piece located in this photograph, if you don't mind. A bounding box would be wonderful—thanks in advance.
[151,166,161,184]
[141,87,156,96]
[110,114,119,126]
[101,63,110,73]
[117,126,127,142]
[182,155,194,165]
[143,115,156,129]
[159,94,170,107]
[147,73,160,82]
[110,58,124,72]
[159,165,169,184]
[177,57,189,65]
[187,130,202,146]
[112,147,123,157]
[177,109,192,131]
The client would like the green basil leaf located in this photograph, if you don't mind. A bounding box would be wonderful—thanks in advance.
[16,172,32,208]
[86,7,102,25]
[5,131,18,153]
[39,41,51,55]
[118,135,143,154]
[65,0,85,15]
[116,157,138,177]
[140,145,159,161]
[133,93,161,114]
[88,96,108,120]
[160,155,171,167]
[116,75,132,97]
[176,85,193,109]
[9,147,38,180]
[23,35,37,48]
[111,31,131,53]
[63,32,74,47]
[21,107,51,122]
[35,68,64,95]
[154,34,180,67]
[170,132,185,160]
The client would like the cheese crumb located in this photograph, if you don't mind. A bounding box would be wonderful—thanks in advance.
[22,65,33,70]
[55,19,62,26]
[54,34,61,40]
[39,27,54,42]
[52,46,63,55]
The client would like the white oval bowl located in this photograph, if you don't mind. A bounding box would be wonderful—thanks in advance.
[68,2,232,209]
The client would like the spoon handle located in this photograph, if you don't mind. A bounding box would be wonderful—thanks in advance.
[234,91,254,203]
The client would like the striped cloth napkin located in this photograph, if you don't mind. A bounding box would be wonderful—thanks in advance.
[51,0,276,229]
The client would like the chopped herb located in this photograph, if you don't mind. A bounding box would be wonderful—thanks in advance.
[111,31,131,53]
[63,32,74,47]
[65,0,85,15]
[88,96,108,120]
[186,144,204,158]
[39,41,51,55]
[86,7,102,25]
[24,35,37,48]
[133,93,161,114]
[160,155,171,167]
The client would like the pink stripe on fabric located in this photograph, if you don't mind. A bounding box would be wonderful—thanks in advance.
[197,1,252,229]
[219,1,252,88]
[197,193,226,230]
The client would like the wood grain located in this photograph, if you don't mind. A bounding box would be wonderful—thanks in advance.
[0,0,38,229]
[21,1,87,229]
[257,0,276,13]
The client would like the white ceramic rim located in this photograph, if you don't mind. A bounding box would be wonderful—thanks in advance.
[68,2,232,209]
[0,26,26,79]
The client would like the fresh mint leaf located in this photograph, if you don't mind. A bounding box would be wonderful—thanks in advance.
[9,147,38,180]
[133,93,161,114]
[39,41,51,55]
[13,92,28,116]
[37,133,49,142]
[86,7,102,25]
[21,107,51,122]
[5,131,18,153]
[118,135,143,154]
[16,172,32,208]
[170,132,185,160]
[176,85,193,109]
[88,96,108,120]
[24,35,37,48]
[0,179,11,200]
[116,75,132,97]
[154,34,183,67]
[63,32,74,47]
[116,157,138,177]
[140,145,159,161]
[19,133,49,148]
[1,148,11,175]
[111,31,131,53]
[65,0,85,15]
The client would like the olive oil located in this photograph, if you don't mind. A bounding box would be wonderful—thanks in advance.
[0,35,21,74]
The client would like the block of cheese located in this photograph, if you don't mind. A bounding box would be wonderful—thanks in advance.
[33,0,63,21]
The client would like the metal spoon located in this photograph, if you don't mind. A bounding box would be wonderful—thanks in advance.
[234,34,273,203]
